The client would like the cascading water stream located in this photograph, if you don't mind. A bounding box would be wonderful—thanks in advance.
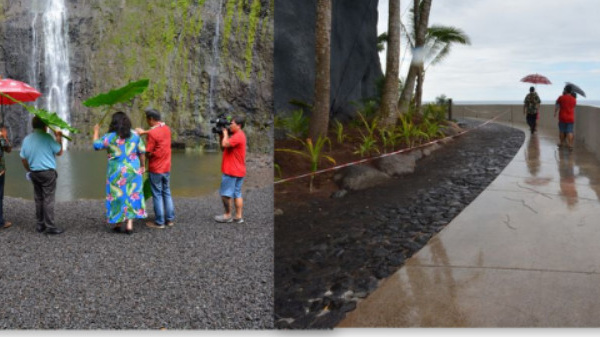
[208,0,224,118]
[206,0,224,149]
[41,0,71,148]
[29,13,39,109]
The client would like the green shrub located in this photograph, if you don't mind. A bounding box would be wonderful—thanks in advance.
[289,99,313,113]
[350,99,379,127]
[280,109,309,138]
[379,128,401,153]
[420,117,445,141]
[332,120,348,144]
[354,134,379,157]
[435,94,450,106]
[422,103,447,123]
[352,112,380,157]
[275,135,335,192]
[398,114,427,148]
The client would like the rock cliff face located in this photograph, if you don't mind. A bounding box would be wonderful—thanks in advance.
[0,0,273,152]
[274,0,382,120]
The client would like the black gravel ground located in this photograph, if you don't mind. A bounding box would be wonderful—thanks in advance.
[274,119,526,329]
[0,186,273,329]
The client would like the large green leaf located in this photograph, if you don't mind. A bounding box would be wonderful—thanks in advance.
[83,79,150,108]
[0,92,80,141]
[29,107,80,134]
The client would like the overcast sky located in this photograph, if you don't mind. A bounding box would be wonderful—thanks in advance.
[377,0,600,103]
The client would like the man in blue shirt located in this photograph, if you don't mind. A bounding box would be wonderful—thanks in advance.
[20,117,64,234]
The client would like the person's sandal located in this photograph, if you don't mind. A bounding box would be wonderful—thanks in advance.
[146,221,165,229]
[214,215,233,223]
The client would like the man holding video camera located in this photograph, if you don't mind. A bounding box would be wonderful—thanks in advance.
[214,116,246,224]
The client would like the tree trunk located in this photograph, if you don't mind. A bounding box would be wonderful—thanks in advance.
[415,70,425,114]
[397,0,432,116]
[380,0,401,128]
[397,65,418,116]
[309,0,332,142]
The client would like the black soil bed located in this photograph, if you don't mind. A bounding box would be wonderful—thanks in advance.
[274,119,525,329]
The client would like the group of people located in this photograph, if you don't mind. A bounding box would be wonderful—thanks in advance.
[0,109,247,234]
[523,84,577,151]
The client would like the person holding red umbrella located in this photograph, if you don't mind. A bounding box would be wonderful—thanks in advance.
[0,124,12,230]
[0,76,43,231]
[523,86,541,134]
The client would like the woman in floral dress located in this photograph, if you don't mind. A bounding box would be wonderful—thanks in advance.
[93,111,147,234]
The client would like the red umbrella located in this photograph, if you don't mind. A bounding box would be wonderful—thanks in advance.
[520,74,552,85]
[0,77,42,123]
[0,78,41,104]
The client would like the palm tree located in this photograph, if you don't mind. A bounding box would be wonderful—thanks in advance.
[414,25,470,112]
[380,0,401,128]
[397,0,432,117]
[309,0,332,142]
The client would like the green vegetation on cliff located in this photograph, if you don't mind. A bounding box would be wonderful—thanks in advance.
[244,0,261,79]
[222,0,236,57]
[82,0,271,150]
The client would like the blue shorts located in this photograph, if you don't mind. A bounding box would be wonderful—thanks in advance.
[220,174,244,198]
[559,122,574,133]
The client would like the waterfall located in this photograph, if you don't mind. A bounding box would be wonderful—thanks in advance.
[41,0,71,147]
[208,0,224,118]
[29,13,39,108]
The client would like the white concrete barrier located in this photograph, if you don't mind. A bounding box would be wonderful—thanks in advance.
[454,104,600,161]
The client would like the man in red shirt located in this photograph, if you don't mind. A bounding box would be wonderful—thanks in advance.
[135,108,175,229]
[554,85,577,151]
[214,116,246,223]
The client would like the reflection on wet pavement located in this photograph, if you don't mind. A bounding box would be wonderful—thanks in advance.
[339,122,600,327]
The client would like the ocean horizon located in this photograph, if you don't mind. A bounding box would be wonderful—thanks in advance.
[453,100,600,108]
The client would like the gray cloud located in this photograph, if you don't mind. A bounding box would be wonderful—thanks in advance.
[378,0,600,101]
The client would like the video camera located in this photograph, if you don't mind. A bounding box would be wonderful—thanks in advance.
[210,114,232,134]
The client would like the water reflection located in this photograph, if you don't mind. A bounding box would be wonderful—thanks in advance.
[404,238,471,327]
[524,134,540,176]
[4,149,221,201]
[557,149,578,209]
[523,134,551,187]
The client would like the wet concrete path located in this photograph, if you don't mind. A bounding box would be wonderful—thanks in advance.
[339,121,600,327]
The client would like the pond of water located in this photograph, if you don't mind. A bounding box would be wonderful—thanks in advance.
[3,149,222,202]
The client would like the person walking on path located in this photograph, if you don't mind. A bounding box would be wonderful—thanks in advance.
[0,125,12,230]
[93,112,147,235]
[135,108,175,229]
[523,86,541,134]
[20,117,64,234]
[554,85,577,151]
[214,116,247,224]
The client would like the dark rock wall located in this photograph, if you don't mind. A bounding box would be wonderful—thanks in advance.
[274,0,382,120]
[0,0,273,152]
